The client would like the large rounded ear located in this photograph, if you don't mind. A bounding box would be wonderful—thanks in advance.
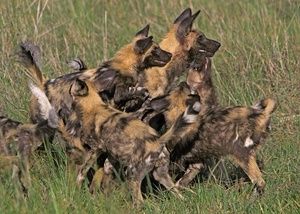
[150,94,170,111]
[178,81,191,94]
[135,24,150,37]
[93,69,117,92]
[174,8,192,24]
[70,79,89,97]
[176,10,201,44]
[134,36,153,54]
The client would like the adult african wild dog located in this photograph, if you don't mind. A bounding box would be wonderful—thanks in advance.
[140,8,220,99]
[150,54,277,196]
[66,77,201,206]
[0,83,58,195]
[17,24,172,127]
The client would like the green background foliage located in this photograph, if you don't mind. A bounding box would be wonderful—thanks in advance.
[0,0,299,213]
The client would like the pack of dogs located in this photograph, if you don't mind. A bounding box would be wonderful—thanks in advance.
[0,8,276,206]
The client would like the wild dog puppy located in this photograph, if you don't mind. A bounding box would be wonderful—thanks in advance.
[18,25,171,129]
[186,53,218,108]
[66,77,201,206]
[151,80,277,196]
[140,8,220,99]
[0,83,58,195]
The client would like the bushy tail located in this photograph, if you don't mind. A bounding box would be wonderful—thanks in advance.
[28,82,58,128]
[17,41,46,86]
[158,101,201,146]
[68,58,88,71]
[253,98,277,129]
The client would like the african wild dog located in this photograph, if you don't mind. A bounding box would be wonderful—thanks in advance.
[151,75,277,197]
[186,53,218,108]
[65,77,201,206]
[140,8,220,99]
[0,83,58,195]
[133,8,220,131]
[17,25,172,130]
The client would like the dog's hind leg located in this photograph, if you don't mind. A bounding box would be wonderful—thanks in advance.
[175,162,204,189]
[234,154,265,196]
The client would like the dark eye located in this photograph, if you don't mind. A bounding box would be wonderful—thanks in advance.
[198,35,204,41]
[153,46,158,51]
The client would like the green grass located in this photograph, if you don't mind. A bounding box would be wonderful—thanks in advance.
[0,0,299,213]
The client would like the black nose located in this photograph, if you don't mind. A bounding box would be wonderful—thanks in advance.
[193,64,202,71]
[215,42,221,48]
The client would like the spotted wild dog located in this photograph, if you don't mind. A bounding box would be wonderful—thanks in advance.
[186,53,218,108]
[140,8,220,99]
[18,25,172,130]
[0,83,58,195]
[65,77,201,206]
[134,8,220,130]
[150,79,277,197]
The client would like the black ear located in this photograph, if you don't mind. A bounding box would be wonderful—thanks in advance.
[150,95,170,111]
[134,36,153,54]
[94,68,117,92]
[174,8,192,24]
[135,24,150,37]
[176,10,201,44]
[71,79,89,97]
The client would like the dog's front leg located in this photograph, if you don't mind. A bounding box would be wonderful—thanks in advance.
[76,150,98,187]
[175,162,204,189]
[152,148,185,200]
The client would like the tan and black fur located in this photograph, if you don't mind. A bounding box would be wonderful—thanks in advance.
[186,53,218,108]
[0,84,58,195]
[140,8,221,99]
[17,25,172,126]
[66,77,201,206]
[150,58,277,196]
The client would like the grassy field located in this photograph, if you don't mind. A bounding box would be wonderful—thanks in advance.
[0,0,299,213]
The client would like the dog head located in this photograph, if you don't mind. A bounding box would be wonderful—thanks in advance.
[186,52,212,94]
[186,52,218,107]
[160,8,221,58]
[111,25,172,72]
[1,121,52,157]
[150,82,200,128]
[69,78,106,109]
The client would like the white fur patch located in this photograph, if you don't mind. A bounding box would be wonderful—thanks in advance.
[244,137,254,147]
[158,151,166,159]
[29,82,55,121]
[77,173,85,183]
[193,102,201,112]
[49,78,56,83]
[233,128,239,143]
[145,155,152,165]
[183,112,197,123]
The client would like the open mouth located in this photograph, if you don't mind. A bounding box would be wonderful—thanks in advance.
[154,59,169,67]
[199,49,214,57]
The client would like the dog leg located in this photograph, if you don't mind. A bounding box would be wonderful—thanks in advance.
[127,168,145,207]
[101,158,118,195]
[77,150,98,187]
[89,167,104,194]
[152,149,185,200]
[234,154,265,196]
[175,162,204,188]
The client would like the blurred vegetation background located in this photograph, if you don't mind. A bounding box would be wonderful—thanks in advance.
[0,0,299,213]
